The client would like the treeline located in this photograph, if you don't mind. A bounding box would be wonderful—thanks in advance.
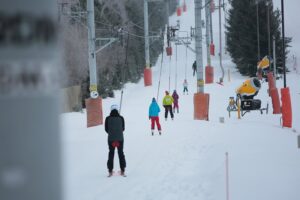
[226,0,291,77]
[59,0,177,106]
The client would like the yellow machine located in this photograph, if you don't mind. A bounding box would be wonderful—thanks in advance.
[236,77,261,99]
[257,56,270,78]
[227,77,268,117]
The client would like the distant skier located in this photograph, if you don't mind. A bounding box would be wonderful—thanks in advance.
[183,79,188,95]
[162,91,174,120]
[172,90,179,113]
[105,104,126,177]
[192,60,197,76]
[148,97,162,135]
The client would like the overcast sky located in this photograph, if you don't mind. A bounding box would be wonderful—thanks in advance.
[273,0,300,58]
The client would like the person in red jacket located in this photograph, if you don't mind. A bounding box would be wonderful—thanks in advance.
[172,90,179,113]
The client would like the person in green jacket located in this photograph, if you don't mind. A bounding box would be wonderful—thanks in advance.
[162,91,174,120]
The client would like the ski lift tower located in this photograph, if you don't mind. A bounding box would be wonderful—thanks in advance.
[0,0,62,199]
[143,0,165,86]
[194,0,210,120]
[85,0,118,128]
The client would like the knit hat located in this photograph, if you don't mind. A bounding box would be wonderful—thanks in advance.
[110,104,119,111]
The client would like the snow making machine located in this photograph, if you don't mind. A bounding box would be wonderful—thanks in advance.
[227,77,269,117]
[257,56,270,81]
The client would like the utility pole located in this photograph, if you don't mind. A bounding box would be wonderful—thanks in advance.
[0,0,62,199]
[205,0,211,67]
[195,0,204,93]
[194,0,209,121]
[280,0,292,128]
[273,36,277,87]
[266,0,271,62]
[87,0,98,95]
[209,2,214,44]
[219,0,224,83]
[256,0,261,61]
[281,0,286,87]
[144,0,150,70]
[143,0,165,87]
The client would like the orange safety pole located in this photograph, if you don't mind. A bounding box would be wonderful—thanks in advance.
[85,97,103,127]
[267,72,275,90]
[176,6,182,16]
[205,66,214,84]
[281,87,292,128]
[144,68,152,86]
[270,88,281,114]
[194,93,210,120]
[267,72,281,114]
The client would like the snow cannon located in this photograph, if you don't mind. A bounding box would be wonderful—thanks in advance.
[236,77,261,100]
[228,78,268,117]
[257,56,270,80]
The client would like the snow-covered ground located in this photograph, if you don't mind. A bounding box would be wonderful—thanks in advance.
[61,0,300,200]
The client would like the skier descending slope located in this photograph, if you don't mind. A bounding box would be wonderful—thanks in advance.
[148,98,162,136]
[105,105,127,177]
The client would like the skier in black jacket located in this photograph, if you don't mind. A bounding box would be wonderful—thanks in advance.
[105,104,126,176]
[192,60,197,76]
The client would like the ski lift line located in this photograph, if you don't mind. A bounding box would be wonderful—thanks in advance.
[175,44,178,90]
[168,56,171,92]
[127,20,162,35]
[178,39,196,53]
[219,0,225,82]
[119,34,130,114]
[121,30,161,39]
[95,38,118,54]
[156,44,164,101]
[185,45,188,79]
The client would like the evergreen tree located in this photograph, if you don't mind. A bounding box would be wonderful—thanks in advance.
[226,0,291,77]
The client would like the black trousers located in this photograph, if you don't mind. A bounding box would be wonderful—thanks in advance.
[107,140,126,172]
[164,105,174,119]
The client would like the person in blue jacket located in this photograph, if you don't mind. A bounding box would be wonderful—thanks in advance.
[148,97,162,135]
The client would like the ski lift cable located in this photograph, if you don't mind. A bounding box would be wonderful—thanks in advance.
[121,30,161,39]
[185,45,188,79]
[168,56,172,92]
[156,42,165,102]
[119,33,130,114]
[175,44,178,90]
[127,20,161,35]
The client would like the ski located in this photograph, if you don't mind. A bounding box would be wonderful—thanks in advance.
[107,171,127,177]
[118,171,127,177]
[107,171,114,177]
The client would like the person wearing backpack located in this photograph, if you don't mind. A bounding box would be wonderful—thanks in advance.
[162,91,174,120]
